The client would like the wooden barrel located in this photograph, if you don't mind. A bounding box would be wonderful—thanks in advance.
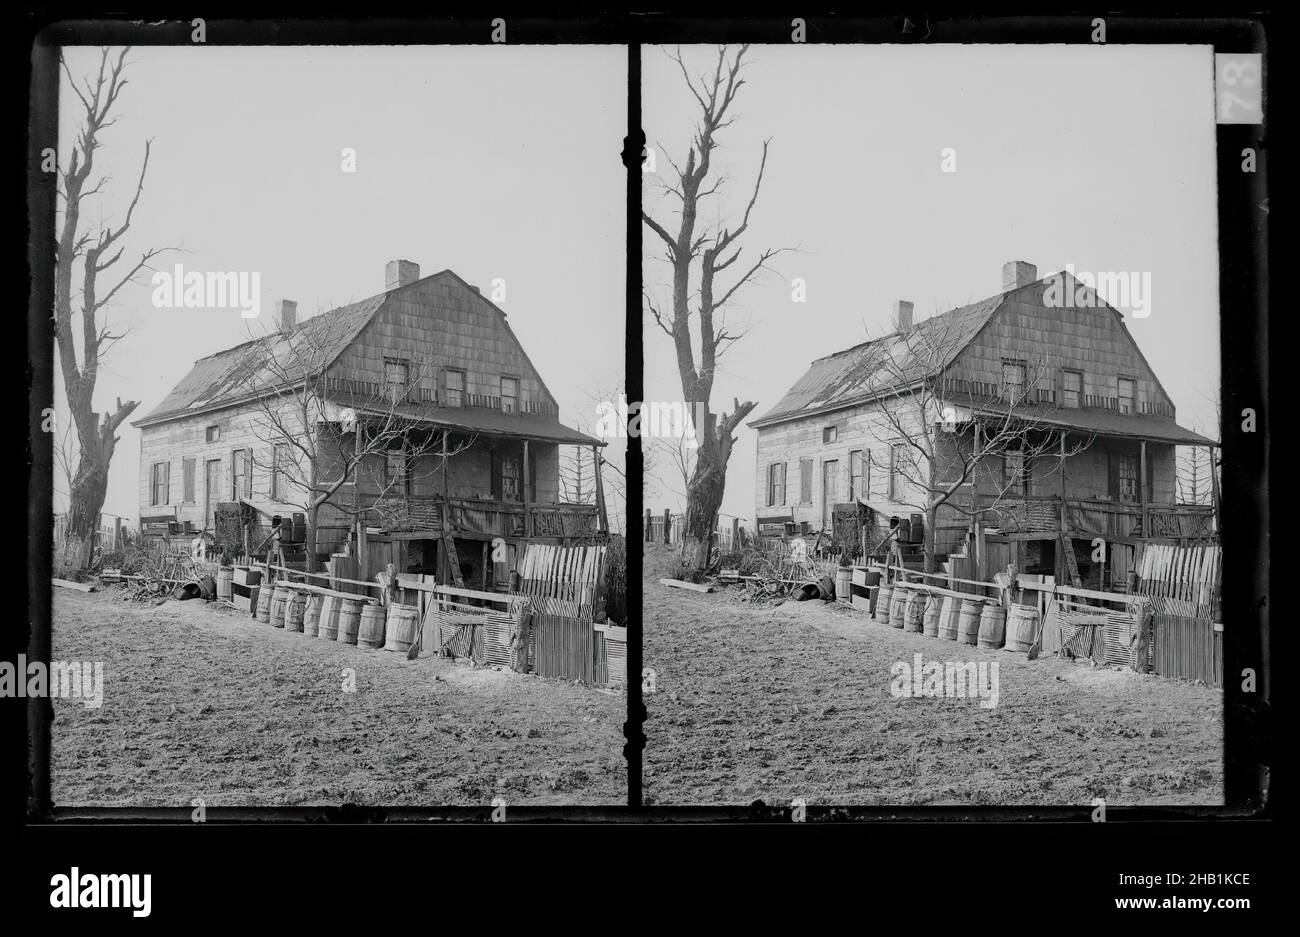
[337,599,363,645]
[255,585,272,623]
[216,567,233,602]
[938,596,961,640]
[903,591,926,633]
[874,585,893,623]
[1005,604,1039,652]
[268,584,291,629]
[978,604,1007,650]
[834,568,851,602]
[317,595,340,640]
[922,595,942,637]
[889,588,908,629]
[285,590,307,633]
[303,594,323,638]
[384,603,420,653]
[358,603,386,649]
[957,600,984,646]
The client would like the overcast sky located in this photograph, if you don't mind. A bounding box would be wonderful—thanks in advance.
[642,43,1220,525]
[55,44,626,522]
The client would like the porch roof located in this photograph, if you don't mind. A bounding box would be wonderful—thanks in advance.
[953,397,1218,447]
[340,399,603,446]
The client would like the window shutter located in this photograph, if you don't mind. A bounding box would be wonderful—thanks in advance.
[490,447,502,499]
[437,368,448,406]
[779,463,787,506]
[244,450,253,497]
[1107,450,1119,500]
[1145,453,1155,503]
[182,458,195,502]
[164,462,171,503]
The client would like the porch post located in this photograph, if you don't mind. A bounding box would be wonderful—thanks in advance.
[1139,439,1148,535]
[522,439,531,538]
[593,444,608,534]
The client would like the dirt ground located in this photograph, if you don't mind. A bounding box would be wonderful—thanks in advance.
[50,589,626,808]
[643,547,1223,806]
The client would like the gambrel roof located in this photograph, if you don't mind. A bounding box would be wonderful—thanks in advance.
[749,270,1215,446]
[749,293,1004,428]
[131,269,597,444]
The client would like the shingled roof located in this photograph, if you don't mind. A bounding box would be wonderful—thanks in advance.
[749,293,1005,428]
[133,293,387,427]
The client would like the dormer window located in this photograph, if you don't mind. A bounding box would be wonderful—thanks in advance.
[445,369,465,408]
[1118,377,1136,415]
[501,377,519,414]
[1001,360,1027,403]
[384,358,410,404]
[1062,370,1083,408]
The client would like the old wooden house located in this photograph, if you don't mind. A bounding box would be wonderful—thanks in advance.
[749,260,1218,591]
[133,260,607,588]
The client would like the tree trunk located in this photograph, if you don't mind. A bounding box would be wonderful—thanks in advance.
[62,427,120,571]
[684,455,724,570]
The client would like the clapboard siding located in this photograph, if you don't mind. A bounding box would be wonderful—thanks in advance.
[138,403,310,529]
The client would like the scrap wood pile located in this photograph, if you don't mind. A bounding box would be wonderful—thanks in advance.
[99,549,217,603]
[721,542,833,604]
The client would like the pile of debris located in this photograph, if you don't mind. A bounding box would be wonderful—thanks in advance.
[99,550,218,603]
[718,543,837,605]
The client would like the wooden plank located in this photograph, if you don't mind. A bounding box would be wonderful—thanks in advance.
[658,578,713,593]
[53,578,96,593]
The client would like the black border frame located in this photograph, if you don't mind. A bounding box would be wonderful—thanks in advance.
[16,12,1269,834]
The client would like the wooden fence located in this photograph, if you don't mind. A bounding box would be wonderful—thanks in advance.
[1152,614,1222,687]
[645,509,742,553]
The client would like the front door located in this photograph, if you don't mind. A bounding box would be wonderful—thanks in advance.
[822,460,839,531]
[204,459,221,531]
[500,455,521,501]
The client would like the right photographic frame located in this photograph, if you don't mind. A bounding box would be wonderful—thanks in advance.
[638,30,1266,815]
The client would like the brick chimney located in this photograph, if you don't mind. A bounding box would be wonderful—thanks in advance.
[1002,260,1037,291]
[385,259,420,291]
[893,300,914,333]
[275,299,297,336]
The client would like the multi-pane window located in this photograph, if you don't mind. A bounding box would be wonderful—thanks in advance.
[1118,377,1136,414]
[799,458,813,503]
[1117,453,1138,501]
[384,447,408,494]
[1062,370,1083,408]
[822,425,838,444]
[766,463,786,507]
[501,377,519,414]
[445,369,465,407]
[232,449,252,499]
[1003,449,1027,495]
[1002,360,1027,402]
[849,450,863,501]
[150,462,170,506]
[384,359,410,404]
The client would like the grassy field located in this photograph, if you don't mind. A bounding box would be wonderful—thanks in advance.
[643,546,1222,807]
[50,589,626,808]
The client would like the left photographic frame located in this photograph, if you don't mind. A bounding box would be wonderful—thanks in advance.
[30,34,629,816]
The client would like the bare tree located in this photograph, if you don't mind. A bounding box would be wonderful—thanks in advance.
[862,315,1091,573]
[643,45,789,569]
[54,48,174,569]
[228,316,469,572]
